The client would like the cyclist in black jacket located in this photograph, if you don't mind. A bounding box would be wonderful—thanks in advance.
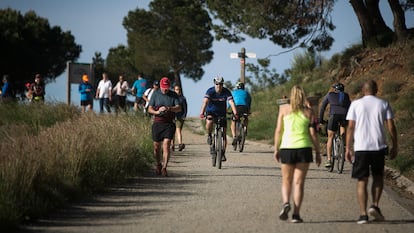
[319,83,351,168]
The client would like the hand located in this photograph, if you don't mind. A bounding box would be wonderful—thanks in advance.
[273,150,280,163]
[233,114,239,120]
[200,113,205,119]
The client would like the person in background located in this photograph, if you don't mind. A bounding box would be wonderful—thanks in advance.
[319,82,351,168]
[30,74,45,102]
[230,81,251,146]
[172,85,188,151]
[199,76,238,162]
[0,75,12,101]
[143,80,160,114]
[78,74,94,113]
[147,77,181,177]
[113,75,129,113]
[274,85,321,223]
[25,82,33,101]
[345,80,398,224]
[95,72,112,113]
[131,73,147,112]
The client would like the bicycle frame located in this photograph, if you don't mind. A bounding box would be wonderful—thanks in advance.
[329,122,345,173]
[234,113,248,152]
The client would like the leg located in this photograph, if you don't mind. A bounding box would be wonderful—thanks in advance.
[153,141,162,165]
[326,130,334,162]
[162,138,172,168]
[292,163,310,216]
[99,98,104,113]
[231,119,236,138]
[281,163,295,204]
[357,177,369,216]
[206,117,213,135]
[371,174,384,207]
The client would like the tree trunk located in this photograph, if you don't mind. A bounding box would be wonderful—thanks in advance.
[365,0,393,34]
[349,0,376,47]
[388,0,408,40]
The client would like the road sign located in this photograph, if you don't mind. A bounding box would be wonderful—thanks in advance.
[246,53,256,58]
[230,53,239,59]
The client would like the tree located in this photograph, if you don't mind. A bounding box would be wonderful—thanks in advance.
[205,0,336,52]
[0,8,81,93]
[123,0,214,86]
[105,45,139,85]
[92,52,105,87]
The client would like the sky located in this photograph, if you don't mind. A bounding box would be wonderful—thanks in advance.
[1,0,413,116]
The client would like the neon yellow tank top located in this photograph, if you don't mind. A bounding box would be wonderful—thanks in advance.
[280,111,312,149]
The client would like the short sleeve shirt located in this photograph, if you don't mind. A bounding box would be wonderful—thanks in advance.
[149,89,180,123]
[204,86,234,117]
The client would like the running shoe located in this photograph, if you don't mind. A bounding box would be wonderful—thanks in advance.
[221,152,227,162]
[279,202,291,220]
[161,167,168,177]
[357,215,368,224]
[368,205,385,221]
[324,160,332,168]
[232,137,237,146]
[291,214,303,223]
[178,144,185,151]
[155,163,162,175]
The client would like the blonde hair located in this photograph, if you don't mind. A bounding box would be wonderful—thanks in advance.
[290,85,306,112]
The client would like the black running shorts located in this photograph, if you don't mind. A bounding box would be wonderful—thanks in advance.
[352,150,386,179]
[279,148,313,164]
[152,122,176,142]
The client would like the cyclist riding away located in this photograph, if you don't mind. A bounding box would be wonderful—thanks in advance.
[319,82,351,168]
[231,81,251,146]
[200,76,238,162]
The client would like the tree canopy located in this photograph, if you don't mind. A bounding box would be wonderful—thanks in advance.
[0,8,81,93]
[122,0,214,86]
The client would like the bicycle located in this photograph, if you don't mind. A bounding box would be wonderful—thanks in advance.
[232,113,249,152]
[325,121,346,173]
[208,116,227,169]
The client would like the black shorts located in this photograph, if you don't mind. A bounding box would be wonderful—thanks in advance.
[206,112,227,128]
[135,96,145,105]
[327,114,347,131]
[235,105,249,116]
[351,150,386,179]
[81,100,92,106]
[152,122,176,142]
[279,148,313,164]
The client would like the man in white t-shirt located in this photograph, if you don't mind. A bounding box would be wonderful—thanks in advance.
[95,72,112,113]
[143,80,159,113]
[345,80,398,224]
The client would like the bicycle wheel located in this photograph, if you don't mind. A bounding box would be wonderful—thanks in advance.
[216,129,223,169]
[328,137,335,172]
[239,124,246,152]
[336,135,345,173]
[233,121,240,151]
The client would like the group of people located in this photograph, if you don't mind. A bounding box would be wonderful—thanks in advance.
[0,74,45,102]
[273,80,397,224]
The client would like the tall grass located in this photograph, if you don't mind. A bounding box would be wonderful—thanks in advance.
[0,103,152,229]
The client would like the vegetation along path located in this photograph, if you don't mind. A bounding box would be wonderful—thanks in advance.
[19,118,414,233]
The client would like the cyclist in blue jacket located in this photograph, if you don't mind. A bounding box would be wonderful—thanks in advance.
[319,82,351,168]
[200,76,238,161]
[230,81,251,146]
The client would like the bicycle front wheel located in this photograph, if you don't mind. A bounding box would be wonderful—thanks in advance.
[216,129,223,169]
[239,125,246,152]
[336,135,345,174]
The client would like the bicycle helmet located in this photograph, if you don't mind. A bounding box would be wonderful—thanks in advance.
[332,83,344,92]
[236,81,245,89]
[213,75,224,84]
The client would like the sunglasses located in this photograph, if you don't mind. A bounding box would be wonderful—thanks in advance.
[215,82,223,86]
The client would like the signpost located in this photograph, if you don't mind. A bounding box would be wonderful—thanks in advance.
[230,48,256,84]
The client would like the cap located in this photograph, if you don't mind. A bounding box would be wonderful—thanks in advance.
[153,80,159,86]
[82,74,89,82]
[160,77,170,89]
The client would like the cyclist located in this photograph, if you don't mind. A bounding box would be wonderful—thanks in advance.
[319,82,351,168]
[199,76,238,162]
[230,81,251,146]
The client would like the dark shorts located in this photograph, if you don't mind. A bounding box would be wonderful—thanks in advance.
[235,105,249,116]
[152,122,176,142]
[135,96,145,105]
[328,114,347,131]
[176,118,185,129]
[280,148,313,164]
[206,112,227,128]
[81,100,92,106]
[352,149,386,179]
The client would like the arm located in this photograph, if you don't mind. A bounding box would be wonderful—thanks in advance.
[386,119,398,160]
[345,120,355,163]
[228,99,238,116]
[199,97,209,118]
[307,110,321,166]
[319,95,329,121]
[273,107,284,162]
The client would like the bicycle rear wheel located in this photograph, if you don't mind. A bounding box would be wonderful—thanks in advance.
[239,125,246,152]
[216,129,223,169]
[328,138,335,172]
[336,135,345,173]
[233,121,240,151]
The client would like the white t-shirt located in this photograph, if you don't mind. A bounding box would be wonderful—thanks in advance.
[143,87,155,108]
[97,79,112,98]
[346,95,394,151]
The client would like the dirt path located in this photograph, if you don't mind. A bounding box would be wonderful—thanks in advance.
[20,118,414,233]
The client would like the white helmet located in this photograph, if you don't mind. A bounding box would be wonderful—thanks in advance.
[213,75,224,84]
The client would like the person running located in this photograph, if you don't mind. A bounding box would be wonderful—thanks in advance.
[274,85,321,223]
[131,73,147,112]
[230,81,251,146]
[319,82,351,168]
[345,80,398,224]
[147,77,181,177]
[199,76,238,162]
[172,85,188,151]
[78,74,94,113]
[30,74,46,102]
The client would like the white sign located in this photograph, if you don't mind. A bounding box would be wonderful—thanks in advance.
[230,53,239,59]
[246,53,256,58]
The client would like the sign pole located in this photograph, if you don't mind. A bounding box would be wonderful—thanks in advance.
[240,47,245,84]
[67,61,71,105]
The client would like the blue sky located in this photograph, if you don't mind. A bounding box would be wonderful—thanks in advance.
[1,0,413,116]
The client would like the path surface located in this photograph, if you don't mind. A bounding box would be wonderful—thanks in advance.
[19,118,414,233]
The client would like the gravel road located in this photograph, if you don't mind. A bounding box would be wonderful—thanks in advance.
[19,118,414,233]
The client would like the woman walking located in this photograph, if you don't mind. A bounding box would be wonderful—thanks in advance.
[273,85,321,223]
